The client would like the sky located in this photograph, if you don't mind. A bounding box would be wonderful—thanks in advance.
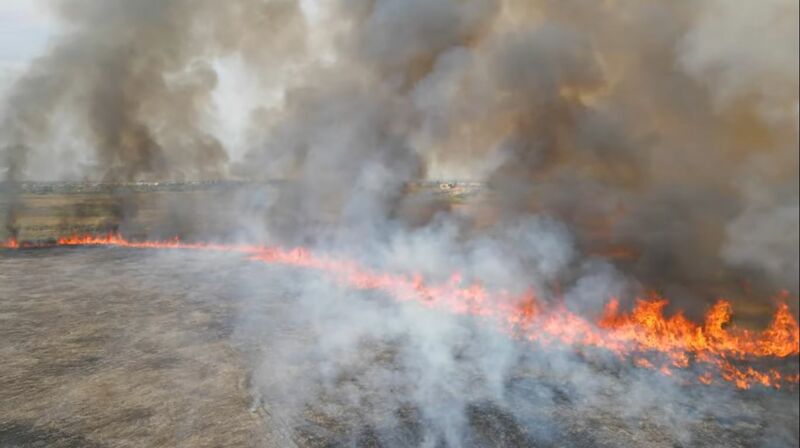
[0,1,53,96]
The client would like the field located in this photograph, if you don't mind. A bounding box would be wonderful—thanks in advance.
[0,182,489,244]
[0,247,797,447]
[1,184,797,447]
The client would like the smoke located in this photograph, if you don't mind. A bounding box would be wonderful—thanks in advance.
[1,0,798,445]
[232,0,797,301]
[678,0,800,293]
[1,0,307,182]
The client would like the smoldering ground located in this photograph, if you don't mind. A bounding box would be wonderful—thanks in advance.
[0,0,798,447]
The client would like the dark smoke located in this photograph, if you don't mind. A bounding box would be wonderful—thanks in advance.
[1,0,798,445]
[2,1,797,297]
[1,0,306,182]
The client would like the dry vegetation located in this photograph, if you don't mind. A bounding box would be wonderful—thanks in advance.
[1,248,798,447]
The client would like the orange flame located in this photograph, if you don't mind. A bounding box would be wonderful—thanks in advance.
[1,238,19,249]
[4,234,799,389]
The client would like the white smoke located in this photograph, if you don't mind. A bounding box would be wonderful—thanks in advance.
[1,0,798,445]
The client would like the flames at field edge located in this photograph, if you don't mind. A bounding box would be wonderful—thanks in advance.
[3,234,799,390]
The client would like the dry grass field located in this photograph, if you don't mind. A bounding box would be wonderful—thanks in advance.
[0,247,797,447]
[0,185,797,447]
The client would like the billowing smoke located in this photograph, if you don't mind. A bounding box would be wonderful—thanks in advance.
[1,0,797,295]
[1,0,306,181]
[1,0,798,445]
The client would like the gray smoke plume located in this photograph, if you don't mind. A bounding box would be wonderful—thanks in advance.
[1,0,798,445]
[1,0,306,182]
[2,0,797,298]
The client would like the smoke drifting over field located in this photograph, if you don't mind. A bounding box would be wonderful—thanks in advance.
[1,0,798,446]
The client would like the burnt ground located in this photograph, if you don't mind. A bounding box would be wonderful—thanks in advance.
[0,248,798,448]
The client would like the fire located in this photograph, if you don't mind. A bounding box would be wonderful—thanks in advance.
[4,233,799,389]
[1,238,19,249]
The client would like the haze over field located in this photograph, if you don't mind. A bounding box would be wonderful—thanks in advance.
[2,0,797,297]
[0,1,798,447]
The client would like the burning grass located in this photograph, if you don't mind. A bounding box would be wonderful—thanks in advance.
[2,243,798,447]
[4,233,798,391]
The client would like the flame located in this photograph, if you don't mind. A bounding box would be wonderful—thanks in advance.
[4,234,799,389]
[1,238,19,249]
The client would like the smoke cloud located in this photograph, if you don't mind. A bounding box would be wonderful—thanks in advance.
[1,0,798,445]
